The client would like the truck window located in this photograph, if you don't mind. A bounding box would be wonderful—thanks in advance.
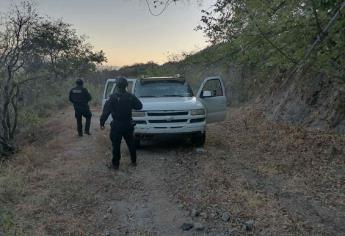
[134,80,193,98]
[202,79,223,97]
[127,81,134,93]
[105,81,116,99]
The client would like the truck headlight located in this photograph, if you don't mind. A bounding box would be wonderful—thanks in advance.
[191,109,205,116]
[132,111,146,117]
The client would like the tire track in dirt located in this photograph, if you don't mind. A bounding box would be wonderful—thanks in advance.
[42,108,202,235]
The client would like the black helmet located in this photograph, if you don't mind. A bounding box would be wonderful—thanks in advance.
[116,77,128,89]
[76,79,84,86]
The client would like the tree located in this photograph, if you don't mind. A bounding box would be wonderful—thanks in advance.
[0,1,38,154]
[198,0,345,80]
[28,20,106,78]
[0,1,106,156]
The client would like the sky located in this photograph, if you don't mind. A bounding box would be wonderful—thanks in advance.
[0,0,215,67]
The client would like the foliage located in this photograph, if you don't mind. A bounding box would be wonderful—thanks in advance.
[0,1,106,157]
[27,20,106,78]
[198,0,345,80]
[84,81,104,106]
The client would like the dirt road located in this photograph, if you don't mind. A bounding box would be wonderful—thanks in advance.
[1,107,344,235]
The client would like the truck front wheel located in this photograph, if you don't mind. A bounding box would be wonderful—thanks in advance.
[134,136,141,149]
[191,132,206,147]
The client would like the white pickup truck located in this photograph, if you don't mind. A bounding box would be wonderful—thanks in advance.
[102,76,227,146]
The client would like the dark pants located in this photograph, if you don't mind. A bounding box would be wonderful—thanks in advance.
[74,107,92,136]
[110,122,136,167]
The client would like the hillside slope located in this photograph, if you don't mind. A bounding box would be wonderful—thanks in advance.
[111,43,345,133]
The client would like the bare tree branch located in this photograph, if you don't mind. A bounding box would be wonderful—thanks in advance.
[10,85,19,138]
[145,0,171,16]
[269,0,286,17]
[310,0,323,33]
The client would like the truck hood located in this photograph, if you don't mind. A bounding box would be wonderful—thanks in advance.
[140,97,204,111]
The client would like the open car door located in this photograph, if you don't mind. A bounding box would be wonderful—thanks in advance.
[102,78,137,108]
[102,79,116,108]
[197,76,227,123]
[101,78,137,123]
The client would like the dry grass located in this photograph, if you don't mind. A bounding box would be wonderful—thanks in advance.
[160,105,345,235]
[0,110,101,235]
[1,108,141,235]
[1,106,344,235]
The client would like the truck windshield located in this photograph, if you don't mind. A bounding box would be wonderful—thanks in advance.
[134,80,194,98]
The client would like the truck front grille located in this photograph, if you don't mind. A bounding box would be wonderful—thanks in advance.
[147,111,188,116]
[190,118,205,123]
[149,119,188,124]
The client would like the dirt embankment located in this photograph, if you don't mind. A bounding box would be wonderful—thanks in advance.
[265,74,345,133]
[0,107,344,235]
[157,58,345,133]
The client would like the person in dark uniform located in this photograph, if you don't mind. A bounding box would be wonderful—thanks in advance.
[69,79,92,136]
[100,77,143,170]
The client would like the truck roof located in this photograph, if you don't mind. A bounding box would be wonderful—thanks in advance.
[105,76,185,83]
[139,77,186,84]
[105,77,138,82]
[143,76,181,79]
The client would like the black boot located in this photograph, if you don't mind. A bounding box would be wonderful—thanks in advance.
[85,117,91,135]
[76,115,83,137]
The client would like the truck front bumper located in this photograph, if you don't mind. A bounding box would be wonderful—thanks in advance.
[134,122,206,135]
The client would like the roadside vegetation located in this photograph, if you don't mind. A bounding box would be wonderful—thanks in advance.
[0,1,106,157]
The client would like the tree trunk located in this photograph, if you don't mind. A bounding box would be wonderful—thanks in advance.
[10,85,19,139]
[0,68,16,155]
